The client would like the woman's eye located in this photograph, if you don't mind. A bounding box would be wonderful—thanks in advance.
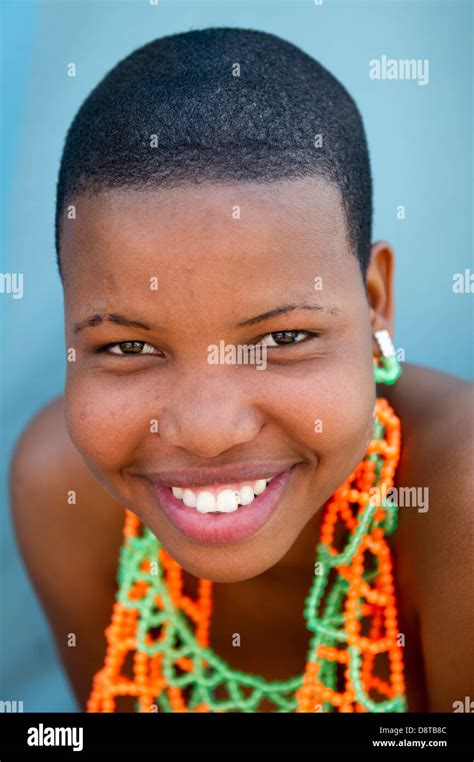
[257,330,316,347]
[99,341,160,356]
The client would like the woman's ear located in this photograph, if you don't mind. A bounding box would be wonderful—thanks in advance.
[366,241,396,349]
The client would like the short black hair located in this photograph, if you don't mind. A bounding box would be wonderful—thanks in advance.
[55,27,372,276]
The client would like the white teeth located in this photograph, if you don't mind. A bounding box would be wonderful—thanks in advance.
[171,476,274,513]
[183,489,197,508]
[196,491,216,514]
[253,479,267,495]
[216,489,239,513]
[239,485,255,505]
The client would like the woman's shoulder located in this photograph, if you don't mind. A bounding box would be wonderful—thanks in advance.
[384,363,473,710]
[10,395,125,574]
[382,361,472,425]
[385,362,473,576]
[10,396,125,709]
[382,362,472,484]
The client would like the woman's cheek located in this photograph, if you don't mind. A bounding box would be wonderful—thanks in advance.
[64,371,154,475]
[298,366,375,499]
[273,359,374,458]
[331,375,374,469]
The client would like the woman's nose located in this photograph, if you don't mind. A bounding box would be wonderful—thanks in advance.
[156,371,263,458]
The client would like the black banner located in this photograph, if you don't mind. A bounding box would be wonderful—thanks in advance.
[0,712,472,757]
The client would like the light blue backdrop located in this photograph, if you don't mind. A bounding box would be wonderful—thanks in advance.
[1,0,472,711]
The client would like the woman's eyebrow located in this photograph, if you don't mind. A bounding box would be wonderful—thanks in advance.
[73,313,152,334]
[237,302,340,327]
[73,303,340,334]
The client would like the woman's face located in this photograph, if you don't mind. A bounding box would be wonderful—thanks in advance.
[62,176,379,582]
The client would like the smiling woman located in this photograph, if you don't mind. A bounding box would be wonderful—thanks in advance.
[10,27,473,718]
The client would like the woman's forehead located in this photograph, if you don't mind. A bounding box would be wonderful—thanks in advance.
[60,177,352,283]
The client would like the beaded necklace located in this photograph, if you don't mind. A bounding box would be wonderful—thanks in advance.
[88,397,407,713]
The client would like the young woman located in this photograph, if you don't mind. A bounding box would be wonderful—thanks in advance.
[10,28,473,713]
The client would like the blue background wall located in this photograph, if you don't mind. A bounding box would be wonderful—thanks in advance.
[1,0,472,711]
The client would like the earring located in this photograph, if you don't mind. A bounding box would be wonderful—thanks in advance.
[373,329,402,385]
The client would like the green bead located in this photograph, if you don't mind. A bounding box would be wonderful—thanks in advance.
[374,355,403,385]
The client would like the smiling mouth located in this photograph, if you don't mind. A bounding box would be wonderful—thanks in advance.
[169,477,275,514]
[149,468,296,545]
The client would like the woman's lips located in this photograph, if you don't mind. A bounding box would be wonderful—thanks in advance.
[151,469,294,545]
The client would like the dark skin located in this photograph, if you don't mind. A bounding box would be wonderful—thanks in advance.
[10,178,473,712]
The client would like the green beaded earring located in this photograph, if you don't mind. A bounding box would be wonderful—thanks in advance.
[373,329,403,385]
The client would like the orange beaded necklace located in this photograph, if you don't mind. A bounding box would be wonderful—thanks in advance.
[88,392,407,713]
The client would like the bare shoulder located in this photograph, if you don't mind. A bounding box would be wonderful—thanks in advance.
[384,364,474,710]
[384,362,473,533]
[10,396,125,709]
[10,395,125,582]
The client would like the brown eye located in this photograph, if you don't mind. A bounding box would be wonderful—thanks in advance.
[104,341,159,356]
[258,330,314,347]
